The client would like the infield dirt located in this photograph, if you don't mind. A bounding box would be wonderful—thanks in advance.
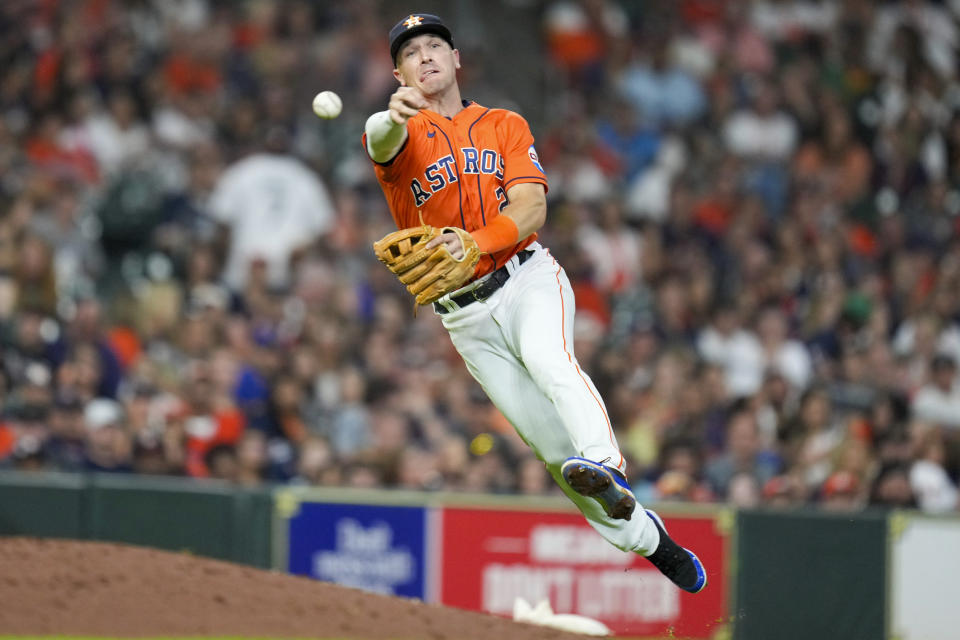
[0,537,589,639]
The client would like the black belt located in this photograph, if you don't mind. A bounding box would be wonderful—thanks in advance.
[434,249,534,314]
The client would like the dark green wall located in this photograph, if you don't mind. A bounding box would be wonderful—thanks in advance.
[734,509,887,640]
[0,471,272,568]
[0,472,85,537]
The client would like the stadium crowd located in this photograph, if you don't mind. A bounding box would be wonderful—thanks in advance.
[0,0,959,514]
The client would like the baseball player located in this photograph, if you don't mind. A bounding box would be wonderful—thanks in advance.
[363,13,706,594]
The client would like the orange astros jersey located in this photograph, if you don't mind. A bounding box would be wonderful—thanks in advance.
[364,101,548,278]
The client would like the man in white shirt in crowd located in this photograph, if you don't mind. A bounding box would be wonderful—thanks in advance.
[697,302,765,398]
[209,127,334,292]
[912,353,960,430]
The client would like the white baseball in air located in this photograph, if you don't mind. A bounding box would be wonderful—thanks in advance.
[312,90,342,119]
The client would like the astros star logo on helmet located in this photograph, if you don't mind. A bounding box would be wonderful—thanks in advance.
[403,15,424,29]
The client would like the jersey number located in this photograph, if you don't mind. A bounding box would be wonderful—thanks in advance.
[495,186,508,212]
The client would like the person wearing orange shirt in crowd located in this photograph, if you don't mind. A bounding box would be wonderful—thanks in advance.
[362,12,706,594]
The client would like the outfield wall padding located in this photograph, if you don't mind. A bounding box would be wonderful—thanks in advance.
[0,472,272,568]
[0,471,85,538]
[734,509,887,640]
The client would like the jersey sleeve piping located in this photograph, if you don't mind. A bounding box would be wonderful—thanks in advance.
[503,175,549,191]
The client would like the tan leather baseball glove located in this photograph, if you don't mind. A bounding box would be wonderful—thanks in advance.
[373,224,482,306]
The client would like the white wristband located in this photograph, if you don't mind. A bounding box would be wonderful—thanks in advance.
[365,110,408,163]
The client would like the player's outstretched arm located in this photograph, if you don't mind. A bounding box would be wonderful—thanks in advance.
[365,87,428,163]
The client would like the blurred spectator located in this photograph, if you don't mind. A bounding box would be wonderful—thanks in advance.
[205,444,239,483]
[820,470,863,512]
[208,127,334,292]
[755,306,812,392]
[577,198,643,294]
[723,77,798,162]
[396,445,442,492]
[750,0,838,44]
[235,428,269,486]
[780,386,843,491]
[544,0,630,90]
[45,397,87,471]
[792,99,872,210]
[541,111,620,203]
[616,36,707,128]
[761,473,807,508]
[517,456,554,496]
[291,436,336,486]
[705,409,781,498]
[869,462,918,509]
[727,470,762,509]
[325,365,372,456]
[652,437,714,503]
[595,96,662,183]
[82,398,132,473]
[911,353,960,429]
[909,425,959,512]
[84,90,152,176]
[867,1,957,80]
[697,302,764,398]
[179,359,246,478]
[55,297,124,399]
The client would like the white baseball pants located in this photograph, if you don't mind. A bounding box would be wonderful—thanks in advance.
[436,242,660,554]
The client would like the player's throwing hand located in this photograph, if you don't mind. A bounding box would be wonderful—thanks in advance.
[388,87,429,124]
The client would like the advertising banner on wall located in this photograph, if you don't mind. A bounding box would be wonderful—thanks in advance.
[284,501,428,599]
[437,507,729,638]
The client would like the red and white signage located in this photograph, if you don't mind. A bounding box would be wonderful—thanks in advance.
[437,507,727,637]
